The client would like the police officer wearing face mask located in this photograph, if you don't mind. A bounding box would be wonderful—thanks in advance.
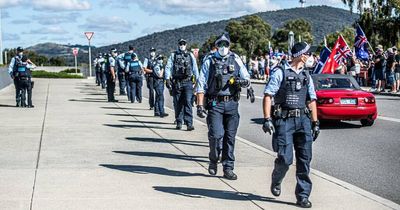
[196,33,251,180]
[262,42,320,208]
[153,55,169,117]
[104,48,119,102]
[165,39,199,131]
[8,47,25,107]
[143,47,157,110]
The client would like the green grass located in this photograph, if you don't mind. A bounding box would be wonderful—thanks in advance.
[60,69,81,73]
[31,70,84,79]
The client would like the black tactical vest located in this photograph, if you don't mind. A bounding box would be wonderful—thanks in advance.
[15,59,30,78]
[172,51,192,79]
[207,53,239,96]
[147,58,157,77]
[274,66,310,109]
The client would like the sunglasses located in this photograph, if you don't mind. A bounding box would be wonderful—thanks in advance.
[179,42,186,46]
[217,41,230,48]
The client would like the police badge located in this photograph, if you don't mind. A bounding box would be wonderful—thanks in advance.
[229,64,235,73]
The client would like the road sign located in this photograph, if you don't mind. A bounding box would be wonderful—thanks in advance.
[72,48,79,56]
[84,32,94,40]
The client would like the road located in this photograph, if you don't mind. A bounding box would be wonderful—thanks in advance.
[152,82,400,204]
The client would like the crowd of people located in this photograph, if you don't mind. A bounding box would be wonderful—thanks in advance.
[246,45,400,94]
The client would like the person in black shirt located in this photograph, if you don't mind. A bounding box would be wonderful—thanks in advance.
[374,49,386,92]
[394,47,400,92]
[386,48,396,93]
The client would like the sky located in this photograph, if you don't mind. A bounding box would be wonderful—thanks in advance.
[0,0,347,49]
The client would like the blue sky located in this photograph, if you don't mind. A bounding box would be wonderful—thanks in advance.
[0,0,346,49]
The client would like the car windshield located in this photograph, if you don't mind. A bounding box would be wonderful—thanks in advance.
[315,77,360,90]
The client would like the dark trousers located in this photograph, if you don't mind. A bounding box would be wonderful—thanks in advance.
[127,74,143,103]
[146,75,155,108]
[117,71,127,95]
[105,73,116,101]
[95,70,101,85]
[13,78,21,104]
[271,115,313,200]
[17,78,32,106]
[154,79,165,115]
[206,100,239,171]
[172,80,193,126]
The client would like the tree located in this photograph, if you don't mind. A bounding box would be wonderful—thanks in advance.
[342,0,400,48]
[225,15,272,58]
[322,27,355,49]
[272,19,314,52]
[198,35,217,63]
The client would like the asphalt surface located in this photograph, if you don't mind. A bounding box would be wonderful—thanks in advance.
[149,82,400,204]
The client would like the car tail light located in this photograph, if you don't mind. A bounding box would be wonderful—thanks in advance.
[317,98,334,104]
[364,97,375,104]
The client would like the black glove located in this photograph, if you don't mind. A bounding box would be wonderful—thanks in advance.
[262,118,275,135]
[166,79,172,89]
[197,105,207,118]
[247,87,255,103]
[312,121,320,141]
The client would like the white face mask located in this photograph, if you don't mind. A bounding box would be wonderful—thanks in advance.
[218,47,229,57]
[18,52,23,57]
[305,56,315,68]
[179,45,186,51]
[150,52,156,57]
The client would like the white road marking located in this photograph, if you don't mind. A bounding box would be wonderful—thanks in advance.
[378,116,400,123]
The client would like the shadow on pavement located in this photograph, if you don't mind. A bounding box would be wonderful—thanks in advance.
[320,121,362,129]
[125,137,208,148]
[120,120,174,125]
[113,151,209,163]
[0,104,17,108]
[104,123,176,130]
[107,113,153,118]
[69,99,109,103]
[100,164,213,177]
[101,107,149,111]
[153,186,295,206]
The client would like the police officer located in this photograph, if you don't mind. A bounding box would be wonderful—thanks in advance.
[104,48,118,102]
[262,42,320,208]
[153,55,169,117]
[119,45,135,101]
[96,54,106,89]
[196,33,250,180]
[94,53,102,86]
[143,47,157,110]
[8,47,25,107]
[125,53,144,103]
[116,51,127,96]
[15,56,35,108]
[165,38,199,131]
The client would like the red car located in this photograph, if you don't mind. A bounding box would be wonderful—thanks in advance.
[312,74,377,126]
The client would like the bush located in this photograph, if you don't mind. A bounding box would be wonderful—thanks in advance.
[60,69,81,73]
[31,70,84,79]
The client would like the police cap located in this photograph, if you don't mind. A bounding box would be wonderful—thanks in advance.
[291,42,314,58]
[17,47,24,52]
[128,45,134,51]
[110,48,117,53]
[215,33,231,46]
[178,39,187,45]
[150,47,156,52]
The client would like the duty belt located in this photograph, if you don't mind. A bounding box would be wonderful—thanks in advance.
[281,108,308,118]
[216,95,234,102]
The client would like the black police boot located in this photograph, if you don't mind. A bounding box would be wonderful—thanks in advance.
[270,183,281,197]
[160,113,169,118]
[149,107,153,110]
[208,163,217,175]
[154,113,160,117]
[296,198,312,208]
[187,125,194,131]
[176,123,182,130]
[16,102,20,107]
[223,170,238,180]
[28,104,35,108]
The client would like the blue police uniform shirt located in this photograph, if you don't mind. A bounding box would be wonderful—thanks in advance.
[109,56,116,68]
[164,50,199,80]
[8,56,35,77]
[153,62,164,78]
[125,60,144,73]
[264,63,317,101]
[143,57,157,69]
[196,51,250,94]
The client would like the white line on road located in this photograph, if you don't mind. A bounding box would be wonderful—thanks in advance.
[378,116,400,123]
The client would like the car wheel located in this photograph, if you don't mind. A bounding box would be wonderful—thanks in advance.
[360,118,374,126]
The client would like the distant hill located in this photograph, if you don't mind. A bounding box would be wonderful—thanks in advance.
[95,6,357,58]
[27,6,357,64]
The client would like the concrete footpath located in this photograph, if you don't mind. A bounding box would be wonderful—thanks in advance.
[0,78,399,210]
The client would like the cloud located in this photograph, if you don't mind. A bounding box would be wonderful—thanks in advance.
[31,0,91,11]
[23,26,68,35]
[141,24,180,35]
[9,19,31,24]
[0,0,23,8]
[1,10,10,18]
[32,12,81,25]
[79,16,134,33]
[4,33,21,41]
[130,0,280,17]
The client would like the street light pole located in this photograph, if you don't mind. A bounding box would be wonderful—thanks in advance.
[0,9,4,65]
[88,40,92,77]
